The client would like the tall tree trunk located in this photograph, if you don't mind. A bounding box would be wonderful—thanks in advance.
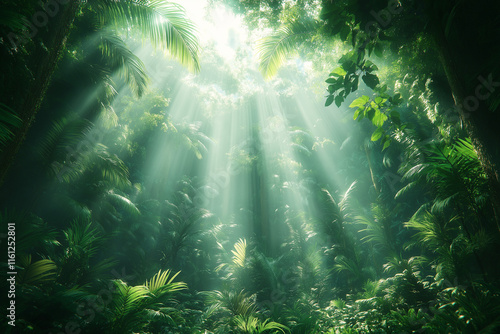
[432,23,500,232]
[0,1,81,186]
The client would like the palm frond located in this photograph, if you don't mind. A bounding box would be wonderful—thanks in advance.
[203,290,257,318]
[0,102,22,149]
[63,217,102,260]
[0,9,28,32]
[111,279,150,318]
[320,188,341,222]
[99,28,149,96]
[231,238,247,268]
[394,181,418,199]
[36,117,93,165]
[404,210,457,251]
[339,180,357,212]
[256,19,315,79]
[235,315,289,334]
[144,269,187,296]
[89,143,131,188]
[333,254,363,280]
[357,215,388,249]
[99,0,200,72]
[17,255,57,285]
[0,210,60,254]
[105,190,141,216]
[143,307,175,324]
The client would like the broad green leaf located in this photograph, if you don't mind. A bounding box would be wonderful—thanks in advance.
[366,107,375,121]
[335,95,344,107]
[353,107,363,120]
[349,95,369,108]
[373,110,388,127]
[390,110,401,125]
[368,43,374,56]
[382,138,391,150]
[339,50,356,64]
[326,78,337,83]
[371,127,384,141]
[340,24,350,41]
[343,60,356,73]
[330,67,347,77]
[391,93,402,105]
[362,73,380,89]
[352,76,359,92]
[364,60,378,72]
[351,29,358,48]
[325,95,334,107]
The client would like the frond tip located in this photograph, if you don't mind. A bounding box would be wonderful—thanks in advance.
[256,19,315,79]
[99,29,149,97]
[231,238,247,267]
[145,269,187,296]
[100,0,201,73]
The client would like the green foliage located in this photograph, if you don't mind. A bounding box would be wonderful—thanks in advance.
[0,102,22,150]
[58,217,116,285]
[106,269,186,333]
[257,19,316,79]
[398,137,489,223]
[36,117,93,167]
[99,28,149,96]
[430,284,500,333]
[234,315,288,334]
[347,86,403,150]
[232,238,247,268]
[17,255,57,285]
[97,0,200,73]
[324,52,381,108]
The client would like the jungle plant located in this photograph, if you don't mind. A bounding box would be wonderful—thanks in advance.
[404,208,468,283]
[429,283,500,333]
[202,289,259,332]
[234,315,289,334]
[160,184,215,268]
[97,269,187,334]
[58,217,116,286]
[0,103,22,151]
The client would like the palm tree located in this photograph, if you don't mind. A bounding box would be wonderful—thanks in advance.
[0,0,201,185]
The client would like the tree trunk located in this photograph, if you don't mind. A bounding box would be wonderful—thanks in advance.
[432,23,500,232]
[0,1,82,186]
